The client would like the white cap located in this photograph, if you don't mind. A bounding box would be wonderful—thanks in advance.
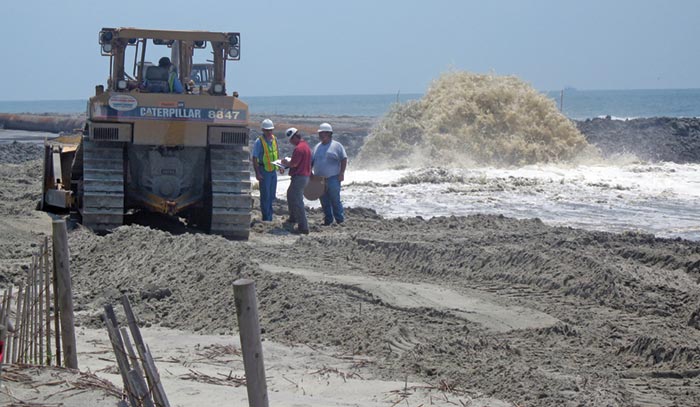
[261,119,274,130]
[285,127,299,138]
[318,122,333,133]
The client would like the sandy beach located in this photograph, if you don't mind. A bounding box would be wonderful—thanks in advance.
[0,115,699,406]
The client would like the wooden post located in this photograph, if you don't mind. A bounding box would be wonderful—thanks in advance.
[233,278,269,407]
[51,236,61,367]
[38,249,44,365]
[31,254,38,364]
[44,236,52,365]
[52,219,77,369]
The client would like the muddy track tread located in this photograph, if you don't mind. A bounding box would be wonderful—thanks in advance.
[81,140,124,232]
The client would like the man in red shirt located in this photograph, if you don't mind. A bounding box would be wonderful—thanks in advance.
[282,127,312,234]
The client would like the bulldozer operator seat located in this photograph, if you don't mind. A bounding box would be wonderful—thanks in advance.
[144,66,170,93]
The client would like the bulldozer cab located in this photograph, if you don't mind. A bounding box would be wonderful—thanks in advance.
[42,28,252,239]
[101,28,240,94]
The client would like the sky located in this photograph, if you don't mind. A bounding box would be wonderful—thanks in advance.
[2,0,699,100]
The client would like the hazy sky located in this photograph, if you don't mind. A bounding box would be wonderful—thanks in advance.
[2,0,698,100]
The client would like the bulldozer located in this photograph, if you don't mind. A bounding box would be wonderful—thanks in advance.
[42,27,252,239]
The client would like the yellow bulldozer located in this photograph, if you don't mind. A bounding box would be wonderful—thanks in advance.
[42,27,252,239]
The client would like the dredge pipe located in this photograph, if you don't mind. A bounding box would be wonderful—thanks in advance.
[0,114,84,134]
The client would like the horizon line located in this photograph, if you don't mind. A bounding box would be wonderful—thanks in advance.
[2,87,700,103]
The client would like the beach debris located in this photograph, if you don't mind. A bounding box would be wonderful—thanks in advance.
[180,368,246,387]
[308,366,364,382]
[1,364,122,403]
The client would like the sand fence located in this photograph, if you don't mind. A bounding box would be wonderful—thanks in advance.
[100,282,270,407]
[0,237,53,366]
[0,222,75,368]
[0,219,270,407]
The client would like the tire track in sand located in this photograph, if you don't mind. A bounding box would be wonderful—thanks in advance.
[259,263,559,333]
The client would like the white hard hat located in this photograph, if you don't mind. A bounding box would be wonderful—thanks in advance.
[285,127,299,138]
[261,119,274,130]
[318,122,333,133]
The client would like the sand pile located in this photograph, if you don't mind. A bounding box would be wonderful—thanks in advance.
[0,141,43,164]
[0,143,43,217]
[357,71,596,167]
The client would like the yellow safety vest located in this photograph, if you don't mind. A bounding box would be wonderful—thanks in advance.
[168,71,178,93]
[259,136,278,172]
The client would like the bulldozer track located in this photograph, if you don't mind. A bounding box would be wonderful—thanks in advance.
[81,140,125,232]
[209,146,251,239]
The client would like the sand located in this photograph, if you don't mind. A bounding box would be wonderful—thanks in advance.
[0,131,699,406]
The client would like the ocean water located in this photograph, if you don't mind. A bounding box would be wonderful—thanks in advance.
[1,88,699,119]
[545,88,700,120]
[276,162,700,241]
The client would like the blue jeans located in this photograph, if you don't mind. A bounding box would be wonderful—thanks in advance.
[259,170,277,221]
[320,175,344,224]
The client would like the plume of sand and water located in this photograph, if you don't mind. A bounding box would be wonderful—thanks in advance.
[356,71,599,168]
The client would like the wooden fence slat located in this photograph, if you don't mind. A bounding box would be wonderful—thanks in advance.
[104,306,139,407]
[31,254,38,364]
[12,283,23,364]
[20,280,30,363]
[3,287,13,364]
[38,249,44,364]
[122,295,170,407]
[127,369,155,407]
[120,326,143,378]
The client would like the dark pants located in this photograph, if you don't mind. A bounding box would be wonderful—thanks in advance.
[287,175,309,231]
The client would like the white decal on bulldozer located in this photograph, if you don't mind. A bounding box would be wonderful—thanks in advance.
[109,95,138,111]
[208,109,241,120]
[139,107,202,119]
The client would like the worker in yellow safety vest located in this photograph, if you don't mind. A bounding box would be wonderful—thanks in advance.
[252,119,280,221]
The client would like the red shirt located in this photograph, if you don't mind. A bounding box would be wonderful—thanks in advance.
[289,139,312,176]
